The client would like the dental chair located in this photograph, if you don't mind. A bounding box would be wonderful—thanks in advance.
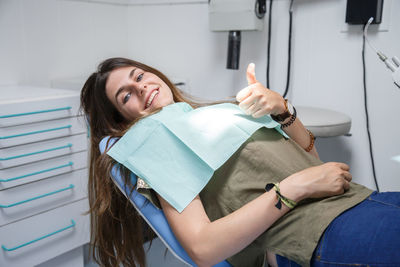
[99,137,232,267]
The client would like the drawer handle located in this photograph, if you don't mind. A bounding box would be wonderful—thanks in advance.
[1,219,76,252]
[0,143,72,161]
[0,162,74,182]
[0,125,72,140]
[0,184,74,208]
[0,106,72,119]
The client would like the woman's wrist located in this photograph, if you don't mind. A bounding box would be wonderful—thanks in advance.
[271,99,297,128]
[271,99,292,122]
[265,183,297,209]
[280,106,297,128]
[279,178,307,203]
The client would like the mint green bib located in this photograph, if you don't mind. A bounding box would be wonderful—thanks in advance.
[107,102,288,212]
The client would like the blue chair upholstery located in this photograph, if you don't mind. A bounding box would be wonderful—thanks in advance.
[99,137,232,267]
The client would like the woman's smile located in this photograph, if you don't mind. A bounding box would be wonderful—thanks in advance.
[145,89,159,109]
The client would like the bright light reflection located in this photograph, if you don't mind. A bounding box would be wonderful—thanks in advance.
[186,108,238,141]
[392,155,400,163]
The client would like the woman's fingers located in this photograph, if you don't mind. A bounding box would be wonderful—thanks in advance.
[236,86,252,102]
[239,95,266,117]
[336,162,350,171]
[238,85,272,116]
[246,102,260,115]
[343,180,350,191]
[331,162,352,182]
[289,162,355,199]
[343,171,352,182]
[252,109,268,118]
[238,93,255,111]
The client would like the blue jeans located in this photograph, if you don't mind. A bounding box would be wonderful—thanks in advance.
[276,192,400,267]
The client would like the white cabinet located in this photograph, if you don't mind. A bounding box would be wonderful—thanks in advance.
[0,86,90,267]
[0,199,89,267]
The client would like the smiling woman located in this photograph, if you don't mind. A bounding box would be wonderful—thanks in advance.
[79,57,208,267]
[105,66,175,121]
[80,57,400,267]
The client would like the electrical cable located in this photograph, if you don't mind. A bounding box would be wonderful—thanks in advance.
[282,0,294,98]
[362,23,380,192]
[265,0,294,99]
[266,0,273,88]
[363,18,380,55]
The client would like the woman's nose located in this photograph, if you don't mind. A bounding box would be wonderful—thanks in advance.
[138,84,147,96]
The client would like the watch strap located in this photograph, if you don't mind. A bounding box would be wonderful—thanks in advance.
[271,99,291,122]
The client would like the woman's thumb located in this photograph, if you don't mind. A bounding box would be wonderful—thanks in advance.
[246,63,257,85]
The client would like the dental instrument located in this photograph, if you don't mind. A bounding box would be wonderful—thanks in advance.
[364,17,400,89]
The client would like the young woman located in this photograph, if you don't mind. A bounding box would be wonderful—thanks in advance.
[80,57,400,267]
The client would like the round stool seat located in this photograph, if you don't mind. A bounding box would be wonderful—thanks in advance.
[296,106,351,137]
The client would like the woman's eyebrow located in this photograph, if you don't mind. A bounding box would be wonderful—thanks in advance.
[114,68,137,103]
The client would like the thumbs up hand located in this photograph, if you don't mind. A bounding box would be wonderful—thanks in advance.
[236,63,286,119]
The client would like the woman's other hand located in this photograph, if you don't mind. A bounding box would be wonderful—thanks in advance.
[236,63,286,118]
[280,162,353,202]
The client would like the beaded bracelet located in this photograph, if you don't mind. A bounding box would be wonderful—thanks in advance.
[265,182,297,210]
[304,129,315,152]
[280,106,297,129]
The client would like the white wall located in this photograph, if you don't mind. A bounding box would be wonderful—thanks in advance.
[126,0,400,191]
[1,0,399,191]
[0,0,130,87]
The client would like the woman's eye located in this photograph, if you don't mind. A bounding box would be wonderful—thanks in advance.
[122,92,131,104]
[136,73,143,82]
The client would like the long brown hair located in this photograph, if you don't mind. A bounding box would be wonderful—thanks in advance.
[80,57,205,267]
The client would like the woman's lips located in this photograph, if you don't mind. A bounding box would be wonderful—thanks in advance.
[145,89,159,109]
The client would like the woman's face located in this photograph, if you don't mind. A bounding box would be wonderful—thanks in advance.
[105,66,175,121]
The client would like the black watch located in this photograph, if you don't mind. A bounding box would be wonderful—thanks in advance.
[271,100,294,122]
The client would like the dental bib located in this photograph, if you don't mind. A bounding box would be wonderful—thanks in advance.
[107,102,288,212]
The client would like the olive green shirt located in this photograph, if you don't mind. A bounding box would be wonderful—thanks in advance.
[139,128,372,266]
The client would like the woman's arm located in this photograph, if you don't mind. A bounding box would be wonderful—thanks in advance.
[236,63,319,158]
[279,116,319,158]
[158,162,352,267]
[159,189,289,267]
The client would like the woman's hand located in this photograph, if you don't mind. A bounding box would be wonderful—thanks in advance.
[236,63,286,118]
[280,162,353,202]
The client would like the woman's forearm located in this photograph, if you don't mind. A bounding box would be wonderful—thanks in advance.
[281,116,319,159]
[193,190,291,266]
[160,190,294,267]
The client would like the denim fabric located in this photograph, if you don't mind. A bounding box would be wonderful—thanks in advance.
[276,191,400,267]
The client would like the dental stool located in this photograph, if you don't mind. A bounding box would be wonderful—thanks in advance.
[296,106,351,137]
[99,137,232,267]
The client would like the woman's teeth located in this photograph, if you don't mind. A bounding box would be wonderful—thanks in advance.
[146,90,159,108]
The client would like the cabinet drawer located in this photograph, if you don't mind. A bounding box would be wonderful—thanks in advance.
[0,133,87,169]
[0,198,89,267]
[0,116,86,148]
[0,86,80,127]
[0,151,87,190]
[0,168,88,226]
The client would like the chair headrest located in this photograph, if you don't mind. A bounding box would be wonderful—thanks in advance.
[99,136,119,154]
[99,136,137,187]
